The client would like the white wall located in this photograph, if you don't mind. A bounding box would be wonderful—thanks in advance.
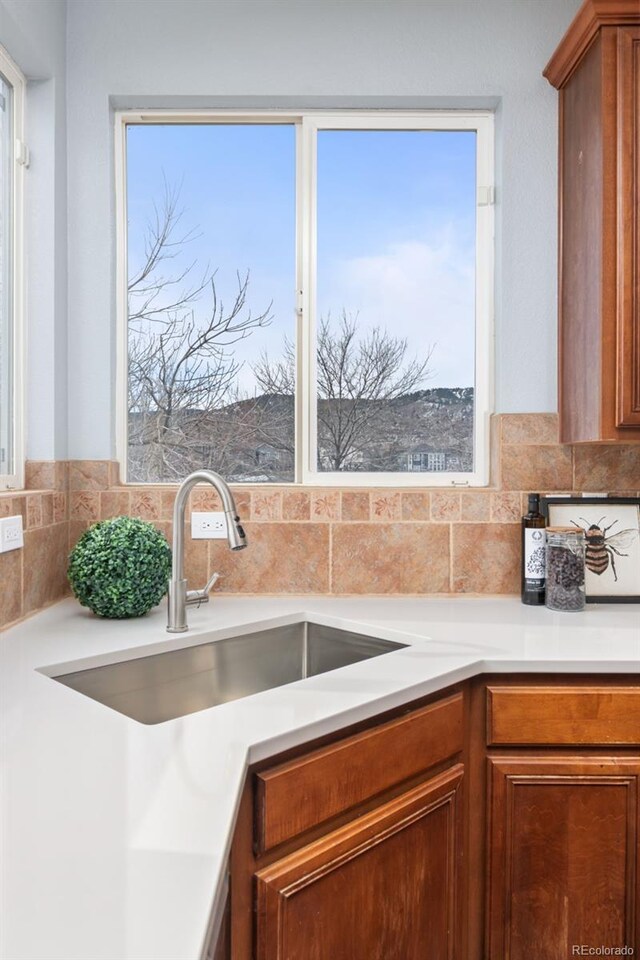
[0,0,68,460]
[8,0,583,461]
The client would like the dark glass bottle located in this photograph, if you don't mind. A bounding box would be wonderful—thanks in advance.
[521,492,546,605]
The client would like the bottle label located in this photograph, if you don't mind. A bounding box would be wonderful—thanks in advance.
[524,528,546,586]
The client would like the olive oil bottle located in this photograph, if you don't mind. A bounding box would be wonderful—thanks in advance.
[521,492,546,605]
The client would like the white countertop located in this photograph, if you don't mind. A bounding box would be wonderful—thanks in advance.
[1,595,639,960]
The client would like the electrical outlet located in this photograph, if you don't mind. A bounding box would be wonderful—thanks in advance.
[0,515,24,553]
[191,511,227,539]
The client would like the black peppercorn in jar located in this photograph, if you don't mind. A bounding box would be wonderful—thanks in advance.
[545,527,586,612]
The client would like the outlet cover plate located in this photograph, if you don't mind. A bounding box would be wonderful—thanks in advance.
[191,511,226,539]
[0,515,24,553]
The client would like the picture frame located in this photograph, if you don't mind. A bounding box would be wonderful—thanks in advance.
[541,496,640,604]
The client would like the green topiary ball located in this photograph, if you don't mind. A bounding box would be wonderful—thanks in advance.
[68,516,172,619]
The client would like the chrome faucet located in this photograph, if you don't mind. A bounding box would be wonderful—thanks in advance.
[167,470,247,633]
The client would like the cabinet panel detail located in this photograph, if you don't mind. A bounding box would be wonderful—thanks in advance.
[487,757,640,960]
[256,764,464,960]
[487,685,640,746]
[616,27,640,427]
[255,692,463,853]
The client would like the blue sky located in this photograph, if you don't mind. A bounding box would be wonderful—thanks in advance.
[127,123,476,393]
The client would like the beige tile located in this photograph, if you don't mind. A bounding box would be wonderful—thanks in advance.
[331,523,450,594]
[52,492,67,524]
[69,520,90,550]
[70,491,100,522]
[210,523,330,593]
[431,492,461,522]
[11,496,26,522]
[0,495,13,518]
[460,492,491,522]
[501,444,573,491]
[0,548,22,626]
[161,489,177,521]
[573,445,640,492]
[452,523,520,593]
[69,460,110,490]
[41,493,54,526]
[342,491,371,521]
[501,414,559,445]
[252,492,283,521]
[54,461,69,491]
[491,492,522,523]
[371,492,402,521]
[23,523,69,614]
[490,414,502,486]
[282,490,311,521]
[311,491,341,521]
[232,490,251,517]
[131,489,162,522]
[100,491,131,520]
[26,495,43,529]
[108,461,121,487]
[25,461,56,490]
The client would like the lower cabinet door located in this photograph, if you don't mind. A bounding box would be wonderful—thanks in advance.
[255,763,463,960]
[487,757,640,960]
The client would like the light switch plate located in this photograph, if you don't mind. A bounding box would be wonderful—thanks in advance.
[0,515,24,553]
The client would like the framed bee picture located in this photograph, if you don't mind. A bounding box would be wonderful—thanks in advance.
[541,497,640,603]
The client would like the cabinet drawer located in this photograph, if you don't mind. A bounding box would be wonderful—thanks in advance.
[487,685,640,747]
[255,692,463,853]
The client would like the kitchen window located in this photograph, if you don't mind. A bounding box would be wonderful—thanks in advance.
[116,111,494,486]
[0,47,25,490]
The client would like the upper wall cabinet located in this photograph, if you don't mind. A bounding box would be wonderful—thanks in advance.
[544,0,640,443]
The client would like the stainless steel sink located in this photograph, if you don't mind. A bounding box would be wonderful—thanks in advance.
[53,621,407,724]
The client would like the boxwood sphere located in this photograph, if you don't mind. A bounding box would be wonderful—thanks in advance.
[68,516,172,619]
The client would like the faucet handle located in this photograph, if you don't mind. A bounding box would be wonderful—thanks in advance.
[185,572,221,607]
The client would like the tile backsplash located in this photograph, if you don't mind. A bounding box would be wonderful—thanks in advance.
[2,414,639,630]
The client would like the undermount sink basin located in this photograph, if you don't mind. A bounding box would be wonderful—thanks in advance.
[52,621,407,724]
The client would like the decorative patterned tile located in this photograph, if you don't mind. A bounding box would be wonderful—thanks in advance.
[26,495,43,529]
[490,492,522,523]
[371,492,402,521]
[311,492,340,521]
[431,492,461,522]
[52,492,67,524]
[252,492,282,521]
[131,490,162,522]
[70,491,100,522]
[331,523,450,594]
[40,493,54,526]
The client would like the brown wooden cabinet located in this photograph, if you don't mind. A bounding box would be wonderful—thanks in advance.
[544,0,640,443]
[256,765,463,960]
[484,678,640,960]
[486,756,640,959]
[228,689,466,960]
[219,677,640,959]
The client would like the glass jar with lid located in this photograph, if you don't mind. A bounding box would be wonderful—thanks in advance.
[545,527,586,612]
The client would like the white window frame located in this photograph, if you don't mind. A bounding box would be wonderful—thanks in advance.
[115,110,494,487]
[0,46,25,490]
